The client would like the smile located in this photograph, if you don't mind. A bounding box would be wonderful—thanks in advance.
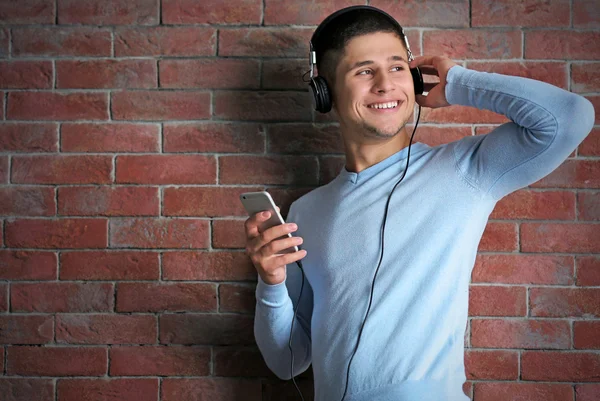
[367,101,400,109]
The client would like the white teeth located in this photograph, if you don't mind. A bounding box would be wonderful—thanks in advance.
[368,101,399,109]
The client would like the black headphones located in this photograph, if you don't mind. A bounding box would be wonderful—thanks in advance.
[308,5,424,113]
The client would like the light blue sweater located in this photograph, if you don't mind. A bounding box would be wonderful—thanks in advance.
[254,65,595,401]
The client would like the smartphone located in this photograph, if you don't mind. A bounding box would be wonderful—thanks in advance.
[239,191,299,254]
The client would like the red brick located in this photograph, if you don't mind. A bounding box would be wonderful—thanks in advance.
[521,223,600,253]
[577,256,600,286]
[115,27,216,57]
[61,123,159,153]
[267,187,313,218]
[5,218,107,249]
[57,59,157,89]
[579,127,600,156]
[471,318,570,349]
[162,251,256,281]
[163,0,261,24]
[0,315,53,344]
[0,123,58,152]
[421,103,509,124]
[0,61,52,89]
[265,0,366,25]
[213,347,271,377]
[377,1,466,27]
[267,123,343,154]
[587,95,600,122]
[60,251,159,280]
[522,351,600,381]
[320,155,345,185]
[219,284,255,314]
[58,379,158,401]
[530,287,600,317]
[0,283,7,311]
[262,59,307,90]
[574,321,600,349]
[0,251,56,280]
[531,160,600,189]
[110,218,209,249]
[573,0,600,28]
[464,350,518,380]
[478,221,517,252]
[116,155,215,184]
[219,28,313,57]
[214,91,312,121]
[0,29,7,57]
[110,346,209,376]
[526,31,600,60]
[112,90,209,121]
[0,156,7,184]
[58,186,159,216]
[490,189,575,220]
[163,186,260,217]
[212,219,246,249]
[12,155,112,184]
[0,187,55,216]
[468,285,526,317]
[162,378,261,401]
[472,0,569,27]
[579,192,600,221]
[13,27,111,57]
[575,384,600,401]
[117,283,216,312]
[160,314,253,345]
[472,254,574,285]
[572,62,600,93]
[466,61,568,89]
[12,282,113,312]
[474,382,574,401]
[424,29,521,59]
[56,315,156,345]
[220,155,318,185]
[8,92,108,121]
[163,122,264,153]
[58,0,158,25]
[8,346,107,376]
[0,0,54,24]
[405,126,470,147]
[0,379,54,401]
[160,59,259,89]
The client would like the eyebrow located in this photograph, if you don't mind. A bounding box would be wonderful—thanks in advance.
[349,55,408,71]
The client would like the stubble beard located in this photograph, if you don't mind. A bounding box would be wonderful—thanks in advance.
[361,117,408,139]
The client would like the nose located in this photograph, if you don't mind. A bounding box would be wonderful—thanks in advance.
[373,71,394,94]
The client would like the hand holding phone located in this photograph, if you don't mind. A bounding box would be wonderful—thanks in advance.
[240,191,307,285]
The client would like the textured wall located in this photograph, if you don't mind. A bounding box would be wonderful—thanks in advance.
[0,0,598,400]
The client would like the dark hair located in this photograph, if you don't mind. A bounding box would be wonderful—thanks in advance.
[313,9,408,90]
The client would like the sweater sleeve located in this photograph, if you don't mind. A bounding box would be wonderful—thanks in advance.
[253,201,313,380]
[445,65,595,201]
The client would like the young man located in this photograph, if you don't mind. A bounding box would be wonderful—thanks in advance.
[244,6,595,401]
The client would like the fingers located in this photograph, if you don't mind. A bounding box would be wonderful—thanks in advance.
[262,235,303,257]
[410,55,438,69]
[244,210,273,241]
[417,65,439,76]
[272,248,308,267]
[249,222,298,254]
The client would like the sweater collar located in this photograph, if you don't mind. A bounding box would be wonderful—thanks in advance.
[339,142,429,184]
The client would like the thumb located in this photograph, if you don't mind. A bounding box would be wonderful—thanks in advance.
[415,94,431,108]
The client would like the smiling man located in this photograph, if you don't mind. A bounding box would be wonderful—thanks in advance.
[244,6,595,401]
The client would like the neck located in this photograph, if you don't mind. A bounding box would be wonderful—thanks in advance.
[341,126,412,173]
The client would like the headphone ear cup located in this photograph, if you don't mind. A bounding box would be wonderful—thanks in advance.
[309,76,332,113]
[410,67,424,95]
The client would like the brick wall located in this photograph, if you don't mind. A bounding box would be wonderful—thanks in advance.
[0,0,598,400]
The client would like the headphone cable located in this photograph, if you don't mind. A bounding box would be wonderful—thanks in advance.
[289,105,421,401]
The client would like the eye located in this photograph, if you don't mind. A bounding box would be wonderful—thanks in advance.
[391,66,404,72]
[357,69,372,75]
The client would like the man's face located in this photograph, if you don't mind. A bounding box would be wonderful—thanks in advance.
[332,31,415,139]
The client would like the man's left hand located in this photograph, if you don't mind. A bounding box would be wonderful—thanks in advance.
[409,55,459,109]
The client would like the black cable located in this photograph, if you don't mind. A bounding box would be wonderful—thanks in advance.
[288,105,421,401]
[339,105,421,401]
